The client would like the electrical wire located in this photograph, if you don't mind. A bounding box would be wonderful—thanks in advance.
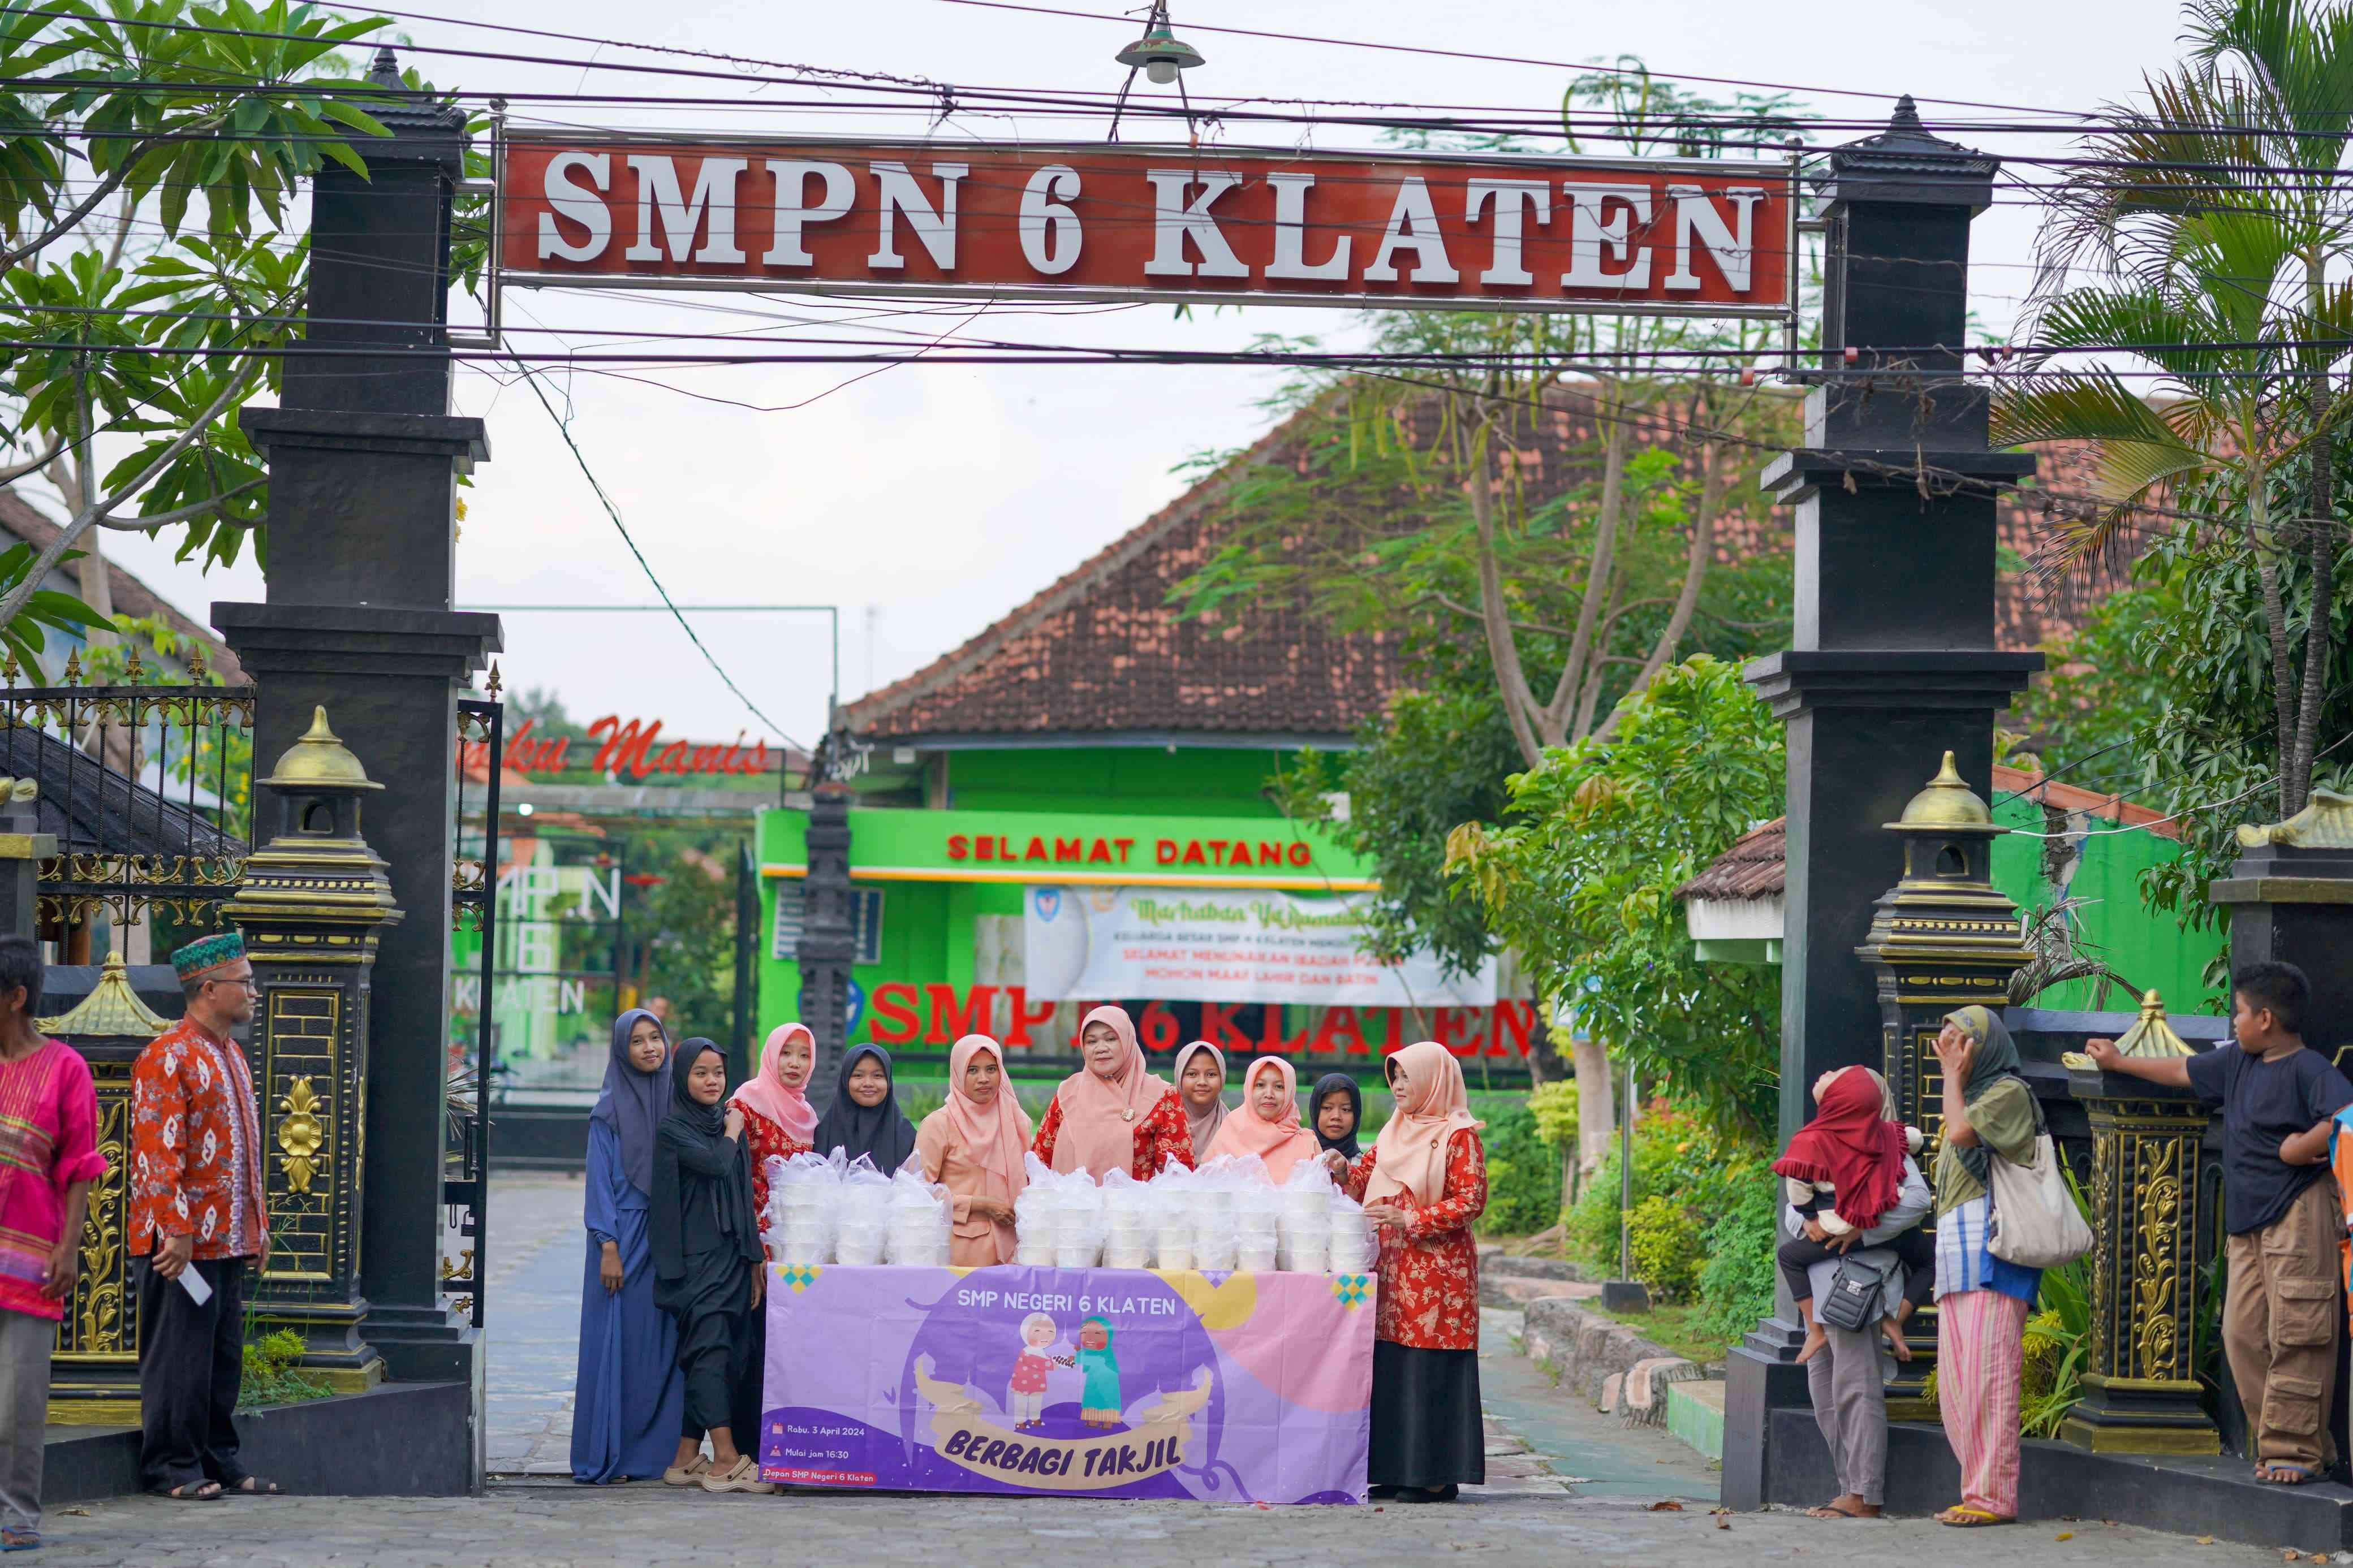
[514,365,807,751]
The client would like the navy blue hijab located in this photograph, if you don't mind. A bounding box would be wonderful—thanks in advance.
[589,1007,668,1197]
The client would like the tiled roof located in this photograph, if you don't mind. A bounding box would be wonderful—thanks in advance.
[846,388,2131,745]
[1675,766,2180,904]
[1676,818,1787,901]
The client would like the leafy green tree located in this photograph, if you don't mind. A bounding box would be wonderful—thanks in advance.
[1999,0,2353,818]
[0,1,398,642]
[1447,654,1785,1137]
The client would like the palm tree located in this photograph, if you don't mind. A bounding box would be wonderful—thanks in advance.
[1994,0,2353,814]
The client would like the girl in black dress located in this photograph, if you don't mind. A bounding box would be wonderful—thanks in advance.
[653,1038,772,1494]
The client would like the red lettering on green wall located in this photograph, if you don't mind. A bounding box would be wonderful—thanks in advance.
[1005,986,1057,1048]
[946,835,969,860]
[924,984,999,1045]
[870,983,921,1044]
[1053,837,1081,862]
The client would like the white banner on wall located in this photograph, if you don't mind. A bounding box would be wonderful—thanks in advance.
[1022,884,1496,1008]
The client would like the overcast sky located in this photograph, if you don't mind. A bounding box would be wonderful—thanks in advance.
[55,0,2189,750]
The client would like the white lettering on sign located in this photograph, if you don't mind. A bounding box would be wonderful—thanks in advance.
[1264,173,1350,281]
[1465,179,1550,287]
[1143,170,1248,279]
[1561,183,1653,291]
[507,139,1798,318]
[1665,185,1764,293]
[1019,165,1083,275]
[763,161,856,267]
[537,150,612,261]
[1361,178,1458,283]
[868,162,968,271]
[623,154,749,264]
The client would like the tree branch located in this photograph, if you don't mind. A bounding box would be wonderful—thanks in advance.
[1541,382,1634,738]
[0,161,136,274]
[93,477,262,530]
[1592,404,1731,744]
[0,437,68,490]
[0,359,261,634]
[1464,412,1546,768]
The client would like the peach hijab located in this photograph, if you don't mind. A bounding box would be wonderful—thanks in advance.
[1204,1056,1320,1181]
[1049,1005,1171,1177]
[1364,1041,1484,1208]
[945,1034,1032,1261]
[730,1021,818,1145]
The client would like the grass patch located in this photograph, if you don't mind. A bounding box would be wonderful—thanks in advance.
[1593,1302,1735,1368]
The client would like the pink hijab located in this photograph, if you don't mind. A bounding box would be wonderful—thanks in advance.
[1205,1055,1320,1181]
[1049,1005,1171,1177]
[1364,1041,1484,1209]
[730,1021,818,1146]
[946,1034,1032,1262]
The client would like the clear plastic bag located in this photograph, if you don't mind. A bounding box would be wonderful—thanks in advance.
[1277,1156,1334,1269]
[883,1167,951,1267]
[1326,1189,1377,1274]
[766,1150,843,1261]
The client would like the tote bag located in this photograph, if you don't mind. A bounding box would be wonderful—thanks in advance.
[1984,1130,2093,1269]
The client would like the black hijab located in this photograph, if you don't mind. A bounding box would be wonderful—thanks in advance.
[589,1007,667,1198]
[652,1038,761,1283]
[1309,1073,1363,1161]
[812,1043,919,1173]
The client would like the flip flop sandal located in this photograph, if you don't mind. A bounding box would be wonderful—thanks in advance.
[1808,1500,1873,1519]
[2260,1463,2318,1485]
[152,1481,222,1502]
[0,1527,40,1551]
[1937,1506,2013,1527]
[662,1455,710,1487]
[227,1477,283,1497]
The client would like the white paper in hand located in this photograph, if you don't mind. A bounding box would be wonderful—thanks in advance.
[176,1265,213,1306]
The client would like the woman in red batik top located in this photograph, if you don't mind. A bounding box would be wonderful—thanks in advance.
[734,1022,817,1223]
[1334,1039,1488,1504]
[1030,1005,1193,1183]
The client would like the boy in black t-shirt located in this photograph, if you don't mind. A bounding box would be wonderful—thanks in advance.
[2085,961,2353,1485]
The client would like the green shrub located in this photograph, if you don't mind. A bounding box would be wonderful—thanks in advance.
[1627,1194,1704,1303]
[239,1325,329,1410]
[1693,1172,1781,1349]
[1476,1100,1560,1236]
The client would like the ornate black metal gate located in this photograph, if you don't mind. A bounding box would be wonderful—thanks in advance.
[445,686,503,1328]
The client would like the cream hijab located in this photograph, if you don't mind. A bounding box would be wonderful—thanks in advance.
[1173,1039,1229,1160]
[1049,1005,1171,1177]
[1204,1056,1321,1181]
[1364,1041,1484,1209]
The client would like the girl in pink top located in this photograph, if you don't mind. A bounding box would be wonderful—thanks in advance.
[1007,1311,1070,1429]
[0,937,106,1549]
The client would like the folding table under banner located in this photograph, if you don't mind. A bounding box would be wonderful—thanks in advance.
[759,1264,1377,1502]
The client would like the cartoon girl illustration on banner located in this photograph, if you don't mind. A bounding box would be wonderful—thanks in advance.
[1008,1312,1069,1431]
[1076,1317,1124,1428]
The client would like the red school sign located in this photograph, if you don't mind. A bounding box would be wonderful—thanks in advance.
[865,982,1541,1060]
[463,715,777,780]
[501,136,1798,318]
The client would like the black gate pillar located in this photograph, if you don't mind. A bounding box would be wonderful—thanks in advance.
[2211,793,2353,1062]
[1722,97,2043,1511]
[212,47,500,1395]
[797,779,855,1092]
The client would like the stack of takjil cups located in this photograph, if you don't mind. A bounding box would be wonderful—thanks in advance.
[882,1168,951,1266]
[833,1159,892,1265]
[1049,1176,1103,1268]
[1278,1164,1333,1273]
[1190,1171,1239,1272]
[770,1152,838,1265]
[1150,1160,1195,1271]
[1101,1170,1154,1269]
[1326,1190,1377,1275]
[1236,1177,1283,1273]
[1013,1155,1054,1265]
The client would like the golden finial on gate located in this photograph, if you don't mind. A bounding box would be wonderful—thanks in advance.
[485,662,502,698]
[61,649,81,686]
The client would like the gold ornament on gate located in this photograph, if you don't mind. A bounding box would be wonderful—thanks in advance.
[277,1077,326,1195]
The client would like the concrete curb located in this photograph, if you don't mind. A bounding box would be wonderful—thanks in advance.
[1520,1296,1703,1427]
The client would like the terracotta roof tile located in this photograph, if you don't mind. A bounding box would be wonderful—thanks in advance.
[846,390,2131,745]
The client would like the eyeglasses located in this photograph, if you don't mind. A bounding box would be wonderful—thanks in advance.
[208,975,261,992]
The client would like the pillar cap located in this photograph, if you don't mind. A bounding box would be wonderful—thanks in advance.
[1886,751,1996,832]
[2236,788,2353,850]
[37,951,171,1039]
[1815,94,1999,213]
[261,706,383,793]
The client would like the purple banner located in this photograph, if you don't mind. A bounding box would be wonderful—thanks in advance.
[758,1263,1376,1503]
